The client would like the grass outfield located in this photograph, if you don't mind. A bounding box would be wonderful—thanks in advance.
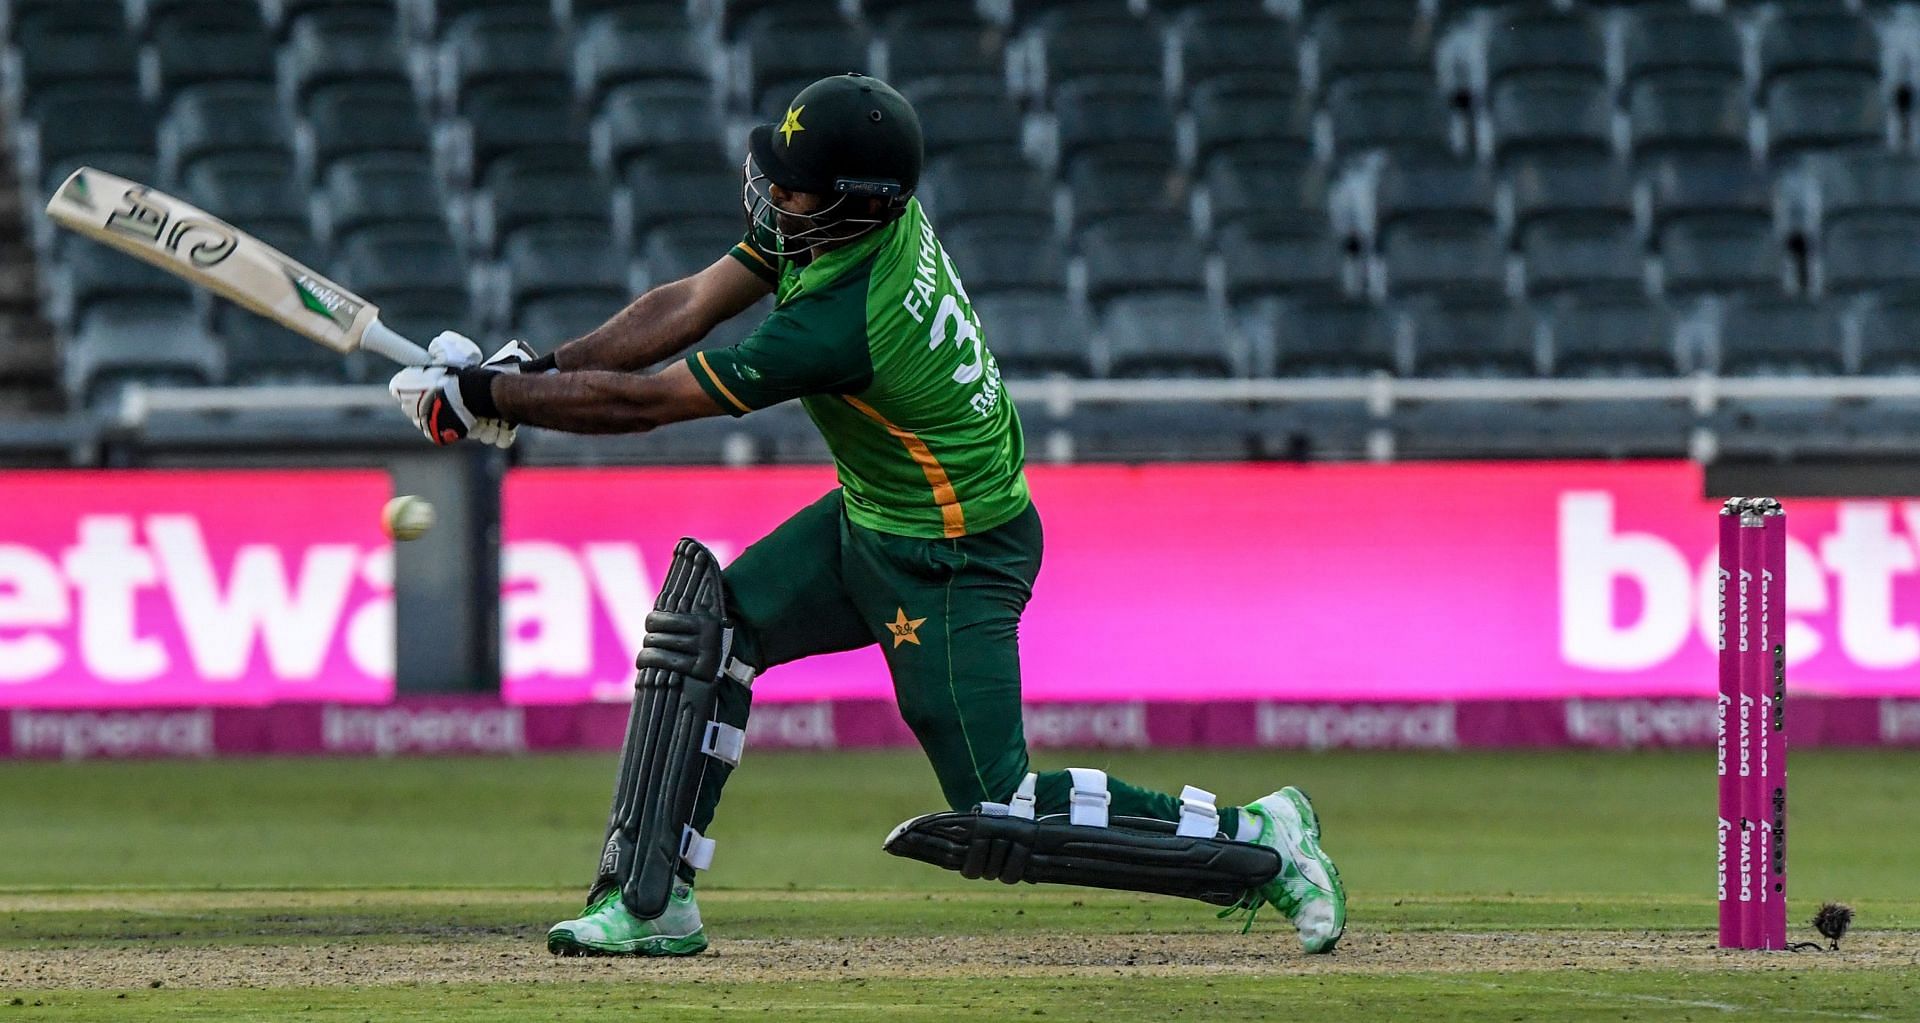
[2,749,1918,1021]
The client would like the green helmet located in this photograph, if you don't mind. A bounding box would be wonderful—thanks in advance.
[744,73,924,257]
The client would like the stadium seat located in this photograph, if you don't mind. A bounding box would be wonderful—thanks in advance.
[282,8,411,109]
[8,1,125,39]
[1374,154,1496,238]
[369,292,480,346]
[1487,74,1612,168]
[1053,81,1178,165]
[1324,73,1456,160]
[215,302,347,385]
[941,223,1069,297]
[181,153,307,236]
[1378,222,1507,301]
[53,243,192,332]
[1030,6,1163,95]
[1482,10,1606,91]
[626,154,746,235]
[513,295,620,346]
[337,225,469,316]
[503,224,626,312]
[319,154,447,247]
[26,85,155,193]
[1857,294,1920,375]
[1765,73,1889,158]
[465,83,590,184]
[597,81,725,174]
[65,299,220,407]
[1817,152,1920,228]
[1718,297,1847,377]
[1547,296,1680,378]
[1627,74,1751,168]
[161,83,292,182]
[574,8,706,111]
[1620,9,1743,90]
[739,13,870,113]
[147,18,276,105]
[1189,80,1313,167]
[972,293,1094,378]
[1219,218,1348,305]
[905,82,1026,160]
[1311,8,1434,94]
[1266,293,1395,378]
[1522,221,1646,298]
[1204,155,1327,235]
[1660,217,1783,297]
[272,0,398,36]
[441,9,570,114]
[875,9,1005,94]
[1099,293,1235,378]
[640,219,749,288]
[1405,298,1538,378]
[715,0,820,38]
[139,0,266,34]
[1176,8,1298,92]
[13,23,138,98]
[1642,152,1773,237]
[1822,220,1920,294]
[920,154,1055,233]
[304,83,432,173]
[1079,220,1209,306]
[1756,10,1881,93]
[476,158,613,254]
[416,0,553,39]
[1508,154,1635,236]
[1063,154,1188,230]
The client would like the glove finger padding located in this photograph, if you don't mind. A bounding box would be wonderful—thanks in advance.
[428,331,485,368]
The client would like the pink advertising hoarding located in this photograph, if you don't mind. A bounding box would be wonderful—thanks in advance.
[0,471,395,707]
[504,462,1920,704]
[9,462,1920,710]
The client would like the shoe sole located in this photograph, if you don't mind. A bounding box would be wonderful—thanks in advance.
[547,929,709,957]
[1278,788,1345,954]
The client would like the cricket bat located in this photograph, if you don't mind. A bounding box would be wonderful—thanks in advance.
[44,166,430,366]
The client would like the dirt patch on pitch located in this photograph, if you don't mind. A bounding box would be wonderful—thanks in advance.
[6,930,1917,990]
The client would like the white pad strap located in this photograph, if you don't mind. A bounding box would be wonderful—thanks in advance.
[1066,767,1110,828]
[723,656,756,687]
[700,721,745,767]
[1175,784,1221,838]
[679,825,716,871]
[976,773,1038,820]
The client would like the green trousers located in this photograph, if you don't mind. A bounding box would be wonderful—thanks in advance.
[687,490,1240,854]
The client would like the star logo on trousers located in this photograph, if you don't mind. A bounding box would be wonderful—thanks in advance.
[885,607,927,648]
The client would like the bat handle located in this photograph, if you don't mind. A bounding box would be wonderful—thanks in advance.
[361,317,432,366]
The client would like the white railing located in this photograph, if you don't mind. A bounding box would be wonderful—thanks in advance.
[113,373,1920,429]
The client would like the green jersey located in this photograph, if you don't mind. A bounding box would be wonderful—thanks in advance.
[685,199,1029,539]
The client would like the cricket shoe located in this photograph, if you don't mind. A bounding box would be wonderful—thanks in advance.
[547,885,709,957]
[1229,786,1346,954]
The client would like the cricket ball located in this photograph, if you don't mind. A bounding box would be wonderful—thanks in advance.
[382,495,436,541]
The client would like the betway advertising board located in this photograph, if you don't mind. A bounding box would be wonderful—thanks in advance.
[6,463,1920,710]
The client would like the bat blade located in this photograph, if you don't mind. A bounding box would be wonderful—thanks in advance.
[45,166,427,365]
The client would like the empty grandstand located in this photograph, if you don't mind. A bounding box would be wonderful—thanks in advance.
[6,0,1920,465]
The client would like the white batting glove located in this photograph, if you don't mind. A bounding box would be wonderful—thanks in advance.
[412,332,520,449]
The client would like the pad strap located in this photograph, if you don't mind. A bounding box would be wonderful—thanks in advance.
[978,772,1038,820]
[1066,767,1110,828]
[1175,785,1220,838]
[701,721,746,767]
[679,825,716,871]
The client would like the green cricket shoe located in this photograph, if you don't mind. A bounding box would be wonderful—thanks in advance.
[546,885,709,957]
[1231,786,1346,954]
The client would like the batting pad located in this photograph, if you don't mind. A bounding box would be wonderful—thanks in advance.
[883,810,1281,908]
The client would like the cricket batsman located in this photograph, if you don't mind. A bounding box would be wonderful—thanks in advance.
[388,73,1345,957]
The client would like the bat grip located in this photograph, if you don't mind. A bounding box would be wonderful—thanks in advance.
[361,318,432,366]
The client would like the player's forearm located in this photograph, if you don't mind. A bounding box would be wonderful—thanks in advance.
[549,279,706,373]
[489,370,677,434]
